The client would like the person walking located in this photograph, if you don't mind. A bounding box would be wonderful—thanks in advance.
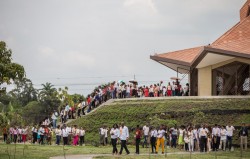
[110,124,119,155]
[142,124,149,148]
[226,124,235,151]
[119,122,130,155]
[150,126,157,153]
[156,125,166,154]
[239,122,248,150]
[135,125,142,154]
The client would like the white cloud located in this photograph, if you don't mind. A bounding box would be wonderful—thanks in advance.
[39,47,55,57]
[123,0,158,14]
[63,51,96,69]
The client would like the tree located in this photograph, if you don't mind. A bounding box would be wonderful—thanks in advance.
[22,101,45,125]
[9,78,38,106]
[0,41,25,93]
[39,82,57,98]
[39,82,60,116]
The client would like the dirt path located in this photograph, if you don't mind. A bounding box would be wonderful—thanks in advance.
[50,152,202,159]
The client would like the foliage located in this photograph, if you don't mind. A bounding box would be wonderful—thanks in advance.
[39,82,61,116]
[9,78,38,106]
[0,41,25,93]
[58,87,84,110]
[22,101,45,125]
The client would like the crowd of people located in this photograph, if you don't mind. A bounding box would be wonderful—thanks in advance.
[58,80,190,124]
[2,123,86,146]
[102,122,248,155]
[1,121,248,155]
[86,80,189,102]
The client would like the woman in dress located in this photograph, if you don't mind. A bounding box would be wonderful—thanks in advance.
[178,126,185,150]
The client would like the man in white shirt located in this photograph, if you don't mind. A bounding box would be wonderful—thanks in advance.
[226,125,235,151]
[199,124,209,152]
[99,126,105,146]
[66,126,72,145]
[119,122,130,155]
[62,125,68,145]
[142,124,149,148]
[212,124,221,151]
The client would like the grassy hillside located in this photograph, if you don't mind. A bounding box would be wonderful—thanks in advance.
[70,97,250,144]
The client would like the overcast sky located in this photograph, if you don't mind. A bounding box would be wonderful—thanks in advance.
[0,0,246,95]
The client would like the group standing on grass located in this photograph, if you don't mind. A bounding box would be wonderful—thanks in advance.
[97,122,248,155]
[1,121,248,156]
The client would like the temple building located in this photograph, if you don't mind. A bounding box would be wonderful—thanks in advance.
[150,0,250,96]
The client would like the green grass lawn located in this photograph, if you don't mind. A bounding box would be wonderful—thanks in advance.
[70,98,250,143]
[0,143,250,159]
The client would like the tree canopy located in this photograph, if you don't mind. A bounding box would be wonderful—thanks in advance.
[0,41,25,93]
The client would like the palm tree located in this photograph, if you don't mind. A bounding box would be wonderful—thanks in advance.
[39,82,57,99]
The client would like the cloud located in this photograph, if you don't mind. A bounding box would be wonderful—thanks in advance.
[39,47,55,57]
[123,0,158,14]
[38,47,96,71]
[63,51,96,69]
[0,0,246,95]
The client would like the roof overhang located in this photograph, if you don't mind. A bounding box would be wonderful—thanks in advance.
[150,55,191,74]
[150,46,250,73]
[191,46,250,69]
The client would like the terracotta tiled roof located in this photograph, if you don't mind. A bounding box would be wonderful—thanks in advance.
[152,0,250,65]
[156,46,204,63]
[211,16,250,55]
[240,0,250,21]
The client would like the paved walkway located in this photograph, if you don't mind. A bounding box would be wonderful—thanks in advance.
[50,152,202,159]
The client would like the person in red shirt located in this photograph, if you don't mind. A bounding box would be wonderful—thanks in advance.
[144,86,149,97]
[135,125,142,154]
